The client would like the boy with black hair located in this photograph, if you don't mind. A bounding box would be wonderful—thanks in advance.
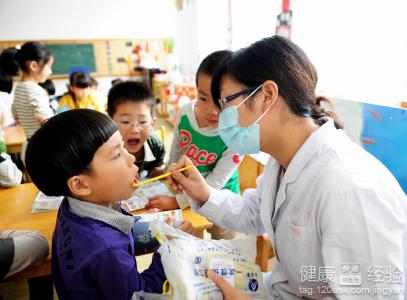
[25,109,188,300]
[107,81,165,179]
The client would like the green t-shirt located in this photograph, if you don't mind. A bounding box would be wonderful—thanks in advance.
[178,114,240,194]
[0,141,6,154]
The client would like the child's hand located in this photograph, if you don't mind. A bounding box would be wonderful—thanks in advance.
[165,215,195,237]
[177,220,195,236]
[168,156,210,203]
[145,196,179,211]
[148,167,165,178]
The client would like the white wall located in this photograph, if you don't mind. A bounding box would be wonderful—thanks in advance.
[230,0,279,50]
[0,0,179,96]
[172,0,199,78]
[1,0,406,107]
[196,0,230,66]
[175,0,230,78]
[178,0,280,77]
[0,0,177,40]
[291,0,407,107]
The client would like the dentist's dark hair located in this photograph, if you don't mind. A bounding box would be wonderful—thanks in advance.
[211,36,343,129]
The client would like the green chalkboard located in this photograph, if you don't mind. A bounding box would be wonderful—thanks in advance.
[44,44,96,75]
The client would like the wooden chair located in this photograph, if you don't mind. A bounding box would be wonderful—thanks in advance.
[155,125,166,145]
[256,234,275,272]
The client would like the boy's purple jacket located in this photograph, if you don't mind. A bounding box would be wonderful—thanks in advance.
[52,198,166,300]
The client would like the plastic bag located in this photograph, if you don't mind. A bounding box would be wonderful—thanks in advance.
[150,221,266,300]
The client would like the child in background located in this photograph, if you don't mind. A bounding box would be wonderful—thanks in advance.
[1,42,54,165]
[145,50,241,240]
[11,42,54,141]
[0,47,19,124]
[38,78,55,96]
[89,76,108,112]
[58,72,102,112]
[25,109,190,299]
[0,203,48,280]
[0,230,49,279]
[107,81,165,179]
[0,151,53,299]
[111,77,123,86]
[39,79,59,113]
[0,47,20,152]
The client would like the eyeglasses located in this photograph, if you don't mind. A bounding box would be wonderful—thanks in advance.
[218,85,262,110]
[116,120,151,131]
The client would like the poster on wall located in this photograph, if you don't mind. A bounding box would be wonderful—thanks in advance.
[334,98,407,193]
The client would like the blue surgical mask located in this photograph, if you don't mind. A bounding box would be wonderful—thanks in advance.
[218,85,270,154]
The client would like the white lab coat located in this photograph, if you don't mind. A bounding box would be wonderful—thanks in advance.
[192,120,407,299]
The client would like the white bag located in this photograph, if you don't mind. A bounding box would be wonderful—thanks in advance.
[150,221,266,300]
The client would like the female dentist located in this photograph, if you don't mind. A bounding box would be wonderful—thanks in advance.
[168,36,407,299]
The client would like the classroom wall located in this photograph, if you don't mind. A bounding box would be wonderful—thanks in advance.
[1,0,405,107]
[230,0,279,50]
[174,0,280,78]
[0,0,177,40]
[173,1,199,78]
[291,0,407,107]
[52,77,132,100]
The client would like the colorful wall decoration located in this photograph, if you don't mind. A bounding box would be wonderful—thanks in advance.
[334,99,407,193]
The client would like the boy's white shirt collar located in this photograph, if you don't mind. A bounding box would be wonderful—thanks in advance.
[143,139,156,162]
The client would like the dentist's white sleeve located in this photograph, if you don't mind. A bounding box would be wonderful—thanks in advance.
[191,174,266,235]
[175,149,243,210]
[204,149,242,190]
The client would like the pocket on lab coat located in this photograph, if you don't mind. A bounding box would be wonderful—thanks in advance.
[288,221,314,240]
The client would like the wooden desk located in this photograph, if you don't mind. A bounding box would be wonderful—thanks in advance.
[4,125,26,154]
[0,183,212,281]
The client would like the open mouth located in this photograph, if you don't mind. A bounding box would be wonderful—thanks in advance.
[126,138,143,152]
[207,119,218,125]
[127,138,141,146]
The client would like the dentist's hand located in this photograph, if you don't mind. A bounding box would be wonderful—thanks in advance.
[168,156,210,203]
